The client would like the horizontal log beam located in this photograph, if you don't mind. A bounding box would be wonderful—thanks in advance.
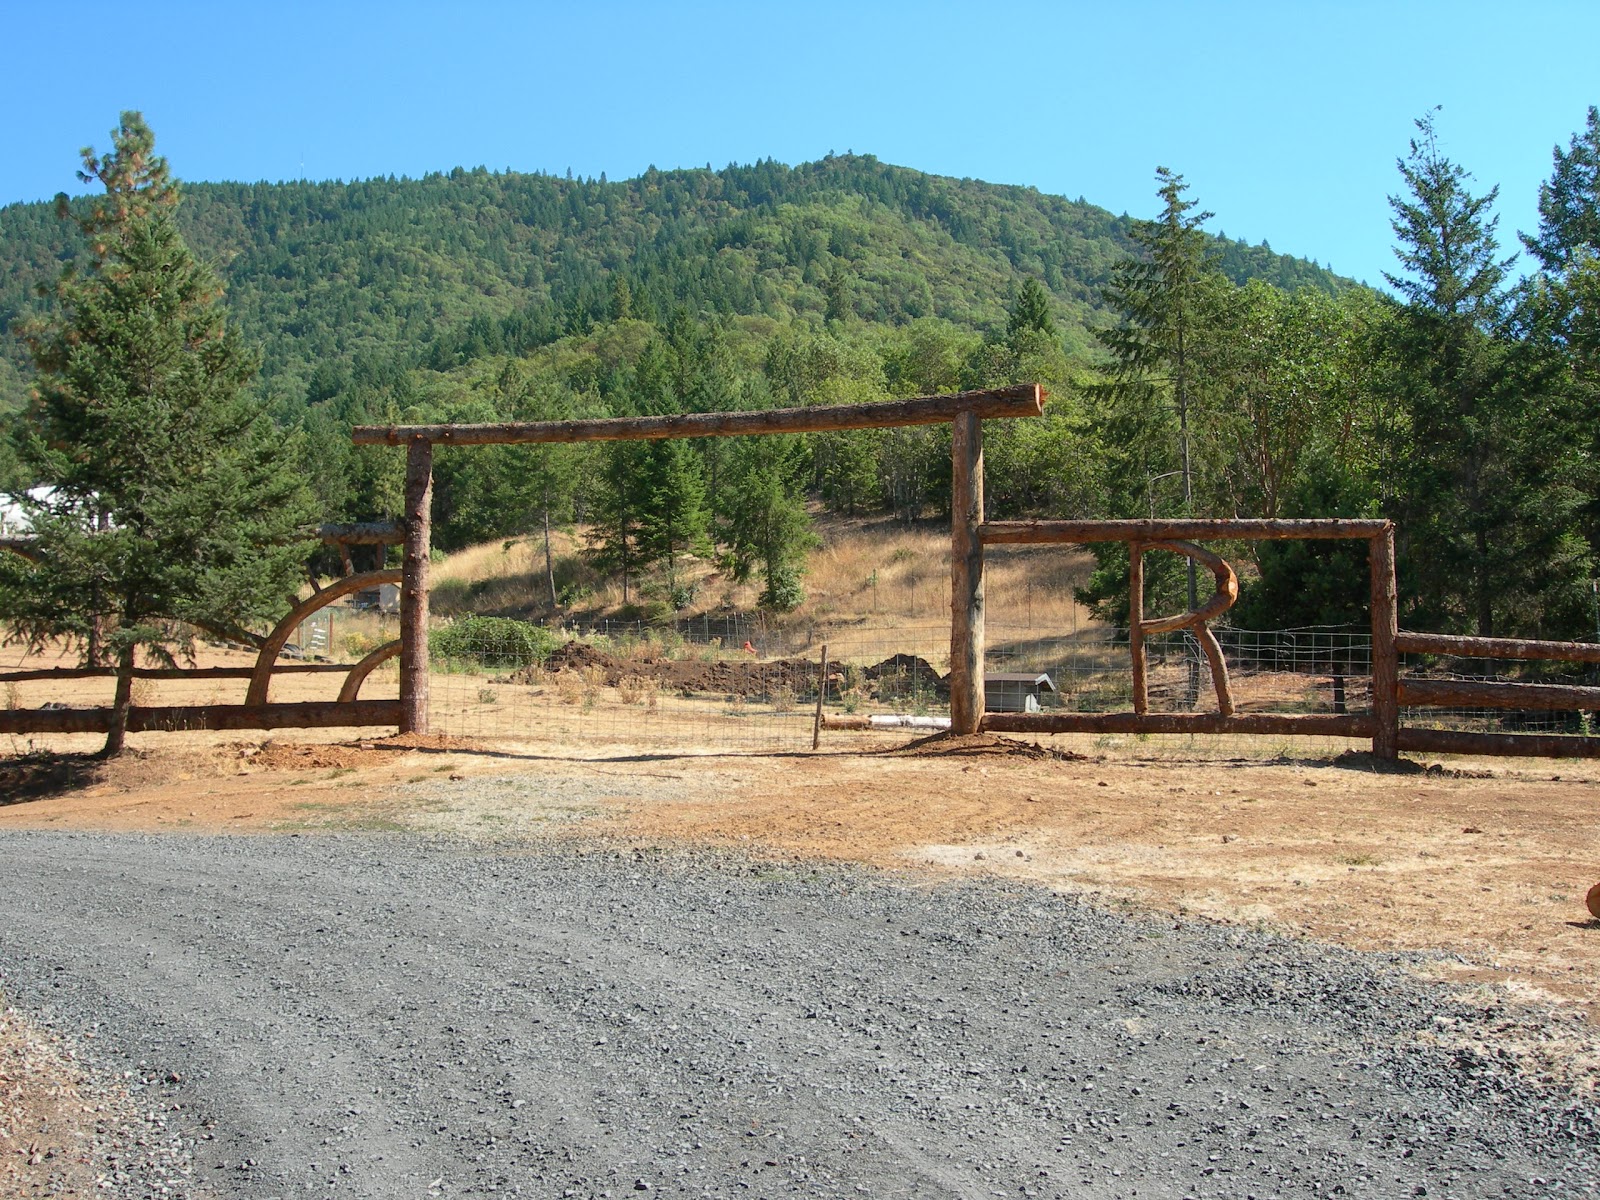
[0,664,349,683]
[1395,632,1600,664]
[1396,727,1600,759]
[0,700,401,735]
[351,385,1045,447]
[1398,677,1600,711]
[979,519,1390,544]
[981,712,1376,737]
[318,520,405,545]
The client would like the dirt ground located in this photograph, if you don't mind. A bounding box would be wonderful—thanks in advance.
[3,726,1597,1011]
[4,725,1599,1195]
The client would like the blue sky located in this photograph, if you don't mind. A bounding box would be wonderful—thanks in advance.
[4,0,1597,289]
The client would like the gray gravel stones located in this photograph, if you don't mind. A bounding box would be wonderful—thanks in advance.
[0,830,1594,1199]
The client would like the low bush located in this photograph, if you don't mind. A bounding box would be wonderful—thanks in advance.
[429,616,560,670]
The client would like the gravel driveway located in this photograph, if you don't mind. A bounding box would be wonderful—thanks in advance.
[0,830,1594,1199]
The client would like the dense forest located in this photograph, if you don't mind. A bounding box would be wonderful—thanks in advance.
[2,115,1597,639]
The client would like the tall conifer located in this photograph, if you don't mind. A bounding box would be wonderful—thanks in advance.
[2,113,316,754]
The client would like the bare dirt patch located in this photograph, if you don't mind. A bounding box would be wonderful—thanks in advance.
[2,732,1598,1018]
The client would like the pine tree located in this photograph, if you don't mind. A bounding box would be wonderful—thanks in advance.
[1082,168,1233,686]
[1006,277,1055,345]
[638,439,711,607]
[1386,110,1588,636]
[718,436,816,611]
[1,113,317,755]
[1523,106,1600,273]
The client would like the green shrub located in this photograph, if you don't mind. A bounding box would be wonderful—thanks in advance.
[429,616,560,670]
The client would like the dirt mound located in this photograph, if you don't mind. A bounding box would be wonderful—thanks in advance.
[863,654,949,699]
[521,642,823,698]
[888,732,1087,761]
[241,734,487,772]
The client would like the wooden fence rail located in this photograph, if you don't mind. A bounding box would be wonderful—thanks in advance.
[0,700,401,735]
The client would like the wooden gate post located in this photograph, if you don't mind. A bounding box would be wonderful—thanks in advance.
[1369,523,1398,760]
[950,410,985,735]
[400,438,434,735]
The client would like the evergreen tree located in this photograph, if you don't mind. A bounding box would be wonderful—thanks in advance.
[1006,277,1055,345]
[1521,107,1600,562]
[638,439,711,607]
[1,113,317,754]
[1523,106,1600,273]
[1082,167,1232,653]
[1385,111,1587,636]
[718,435,816,611]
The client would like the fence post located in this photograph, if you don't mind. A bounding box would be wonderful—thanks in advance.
[950,410,985,734]
[400,438,433,735]
[1369,524,1398,759]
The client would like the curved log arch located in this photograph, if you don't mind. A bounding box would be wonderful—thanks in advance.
[1137,541,1239,715]
[247,569,402,705]
[1138,540,1238,634]
[337,639,401,704]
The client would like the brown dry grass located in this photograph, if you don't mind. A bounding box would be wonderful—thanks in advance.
[419,514,1108,670]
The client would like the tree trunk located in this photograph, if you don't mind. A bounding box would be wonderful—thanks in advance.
[101,645,135,757]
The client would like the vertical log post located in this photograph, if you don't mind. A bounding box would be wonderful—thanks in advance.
[950,411,985,735]
[400,438,434,735]
[1129,542,1148,715]
[1369,525,1398,760]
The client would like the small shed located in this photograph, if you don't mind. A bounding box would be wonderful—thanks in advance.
[351,583,401,614]
[984,672,1058,712]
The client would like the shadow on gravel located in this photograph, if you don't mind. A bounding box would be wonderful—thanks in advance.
[0,752,104,805]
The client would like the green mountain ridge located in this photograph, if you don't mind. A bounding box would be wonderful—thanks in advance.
[0,153,1353,413]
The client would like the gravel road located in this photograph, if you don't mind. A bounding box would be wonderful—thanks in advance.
[0,829,1595,1199]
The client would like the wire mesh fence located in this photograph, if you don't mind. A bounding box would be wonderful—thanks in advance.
[423,618,1393,752]
[1397,650,1600,736]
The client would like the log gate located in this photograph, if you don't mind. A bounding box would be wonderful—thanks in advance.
[7,382,1600,759]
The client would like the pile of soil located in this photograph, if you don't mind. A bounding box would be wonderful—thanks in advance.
[517,642,954,703]
[240,734,486,773]
[888,731,1088,761]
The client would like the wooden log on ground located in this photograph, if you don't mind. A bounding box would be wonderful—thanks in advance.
[245,569,403,705]
[1395,726,1600,759]
[821,714,872,730]
[0,664,349,683]
[981,712,1376,738]
[949,410,985,735]
[1397,677,1600,711]
[352,385,1046,446]
[0,700,401,735]
[1395,632,1600,664]
[979,518,1390,544]
[400,440,433,735]
[1369,527,1399,760]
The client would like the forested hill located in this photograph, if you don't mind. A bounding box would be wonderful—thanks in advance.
[0,153,1349,412]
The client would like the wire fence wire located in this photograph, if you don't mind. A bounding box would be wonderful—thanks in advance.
[422,618,1390,752]
[1398,651,1600,736]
